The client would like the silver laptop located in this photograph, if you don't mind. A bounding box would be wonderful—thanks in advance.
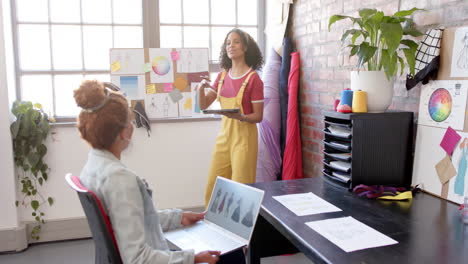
[164,177,265,254]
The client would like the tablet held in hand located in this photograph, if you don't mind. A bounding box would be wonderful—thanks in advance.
[202,109,240,114]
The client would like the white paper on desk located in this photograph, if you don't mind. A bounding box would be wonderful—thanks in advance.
[306,217,398,252]
[272,192,342,216]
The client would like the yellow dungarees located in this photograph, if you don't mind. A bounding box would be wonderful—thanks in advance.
[205,71,258,205]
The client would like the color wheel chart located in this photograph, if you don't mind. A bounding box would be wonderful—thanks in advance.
[152,56,171,75]
[428,88,452,122]
[418,80,468,130]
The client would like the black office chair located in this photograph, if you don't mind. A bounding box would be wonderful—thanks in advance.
[65,173,123,264]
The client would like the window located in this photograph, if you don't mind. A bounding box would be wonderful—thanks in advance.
[159,0,263,67]
[10,0,264,119]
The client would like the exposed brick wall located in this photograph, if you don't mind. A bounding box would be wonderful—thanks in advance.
[290,0,468,178]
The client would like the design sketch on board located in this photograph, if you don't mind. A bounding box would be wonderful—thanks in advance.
[418,80,468,130]
[110,49,145,75]
[177,49,209,73]
[454,138,468,196]
[450,27,468,77]
[177,92,193,117]
[144,93,178,119]
[190,82,204,117]
[457,32,468,70]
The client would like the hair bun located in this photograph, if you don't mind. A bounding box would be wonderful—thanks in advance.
[74,80,108,109]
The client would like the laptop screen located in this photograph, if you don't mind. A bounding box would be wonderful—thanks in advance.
[205,177,265,241]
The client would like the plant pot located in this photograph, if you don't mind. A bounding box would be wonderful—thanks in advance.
[350,71,394,113]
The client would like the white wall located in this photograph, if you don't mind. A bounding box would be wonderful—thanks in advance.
[21,120,221,221]
[0,0,18,230]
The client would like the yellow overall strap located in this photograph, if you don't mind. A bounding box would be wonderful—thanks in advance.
[216,71,227,101]
[236,71,257,112]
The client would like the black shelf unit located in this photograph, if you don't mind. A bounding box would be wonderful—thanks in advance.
[322,111,413,189]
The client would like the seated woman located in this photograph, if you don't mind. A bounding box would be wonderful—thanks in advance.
[74,80,221,264]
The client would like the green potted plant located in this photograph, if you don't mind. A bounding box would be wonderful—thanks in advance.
[329,8,424,112]
[10,101,54,240]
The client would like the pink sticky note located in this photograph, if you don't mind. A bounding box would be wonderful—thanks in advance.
[164,83,173,92]
[171,51,180,61]
[440,126,462,156]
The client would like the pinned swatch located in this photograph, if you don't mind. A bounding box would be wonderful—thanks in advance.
[163,83,174,92]
[169,88,183,103]
[171,51,180,61]
[143,62,152,73]
[435,155,457,184]
[184,98,192,110]
[146,84,156,94]
[440,126,461,156]
[174,76,188,91]
[111,61,121,72]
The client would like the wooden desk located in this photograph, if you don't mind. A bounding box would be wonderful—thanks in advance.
[248,177,468,264]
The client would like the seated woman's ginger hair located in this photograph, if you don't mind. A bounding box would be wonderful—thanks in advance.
[74,80,130,150]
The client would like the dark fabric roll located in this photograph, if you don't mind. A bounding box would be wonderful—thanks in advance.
[278,38,292,180]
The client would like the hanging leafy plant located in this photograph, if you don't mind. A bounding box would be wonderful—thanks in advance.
[10,101,54,240]
[328,8,424,79]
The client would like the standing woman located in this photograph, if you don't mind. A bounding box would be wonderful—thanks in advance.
[199,28,264,205]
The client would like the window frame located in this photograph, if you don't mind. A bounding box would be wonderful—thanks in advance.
[10,0,265,122]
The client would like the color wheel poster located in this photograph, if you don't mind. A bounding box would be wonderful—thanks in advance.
[149,48,174,84]
[418,80,468,130]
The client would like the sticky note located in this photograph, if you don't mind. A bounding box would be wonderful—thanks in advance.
[184,98,192,110]
[171,51,180,61]
[174,76,188,91]
[146,84,156,94]
[163,83,173,92]
[169,89,183,103]
[143,63,152,73]
[440,126,461,156]
[435,155,457,184]
[111,61,121,72]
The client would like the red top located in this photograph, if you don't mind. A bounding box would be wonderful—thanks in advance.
[210,69,264,114]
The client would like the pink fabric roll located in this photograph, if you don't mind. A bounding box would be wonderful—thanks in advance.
[256,49,282,182]
[282,52,303,180]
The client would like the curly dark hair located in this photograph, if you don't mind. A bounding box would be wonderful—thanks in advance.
[219,28,264,71]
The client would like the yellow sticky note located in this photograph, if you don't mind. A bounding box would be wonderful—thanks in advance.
[146,84,156,94]
[111,61,121,72]
[184,98,192,110]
